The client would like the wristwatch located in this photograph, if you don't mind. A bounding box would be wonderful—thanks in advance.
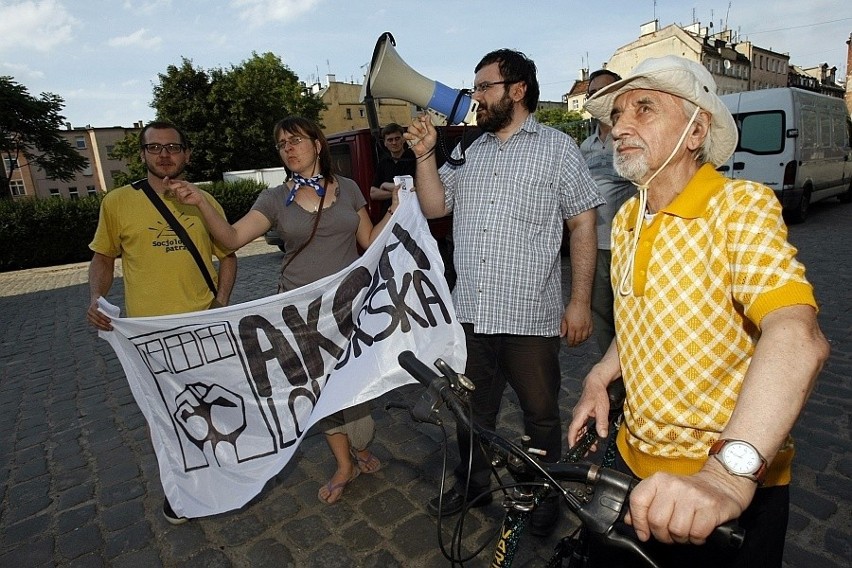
[708,439,768,485]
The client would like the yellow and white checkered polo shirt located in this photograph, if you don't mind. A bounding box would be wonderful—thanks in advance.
[612,165,816,486]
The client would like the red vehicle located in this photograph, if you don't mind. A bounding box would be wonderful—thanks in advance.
[327,124,481,286]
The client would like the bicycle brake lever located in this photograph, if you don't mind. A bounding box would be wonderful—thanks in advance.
[600,527,663,568]
[433,357,457,381]
[433,357,475,393]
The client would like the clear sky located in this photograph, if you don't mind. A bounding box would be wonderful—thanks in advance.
[2,0,850,129]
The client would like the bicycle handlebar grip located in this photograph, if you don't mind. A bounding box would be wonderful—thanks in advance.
[709,521,746,549]
[398,351,438,388]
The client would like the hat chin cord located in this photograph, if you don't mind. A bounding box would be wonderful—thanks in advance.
[617,107,700,297]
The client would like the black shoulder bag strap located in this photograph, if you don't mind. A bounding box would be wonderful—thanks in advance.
[132,179,218,296]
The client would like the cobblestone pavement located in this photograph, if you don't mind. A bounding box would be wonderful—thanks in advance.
[0,200,849,567]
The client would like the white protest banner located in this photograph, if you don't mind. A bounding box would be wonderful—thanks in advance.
[98,191,466,518]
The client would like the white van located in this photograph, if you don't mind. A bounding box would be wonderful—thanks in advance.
[718,87,852,223]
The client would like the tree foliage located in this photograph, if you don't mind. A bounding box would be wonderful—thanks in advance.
[535,106,594,142]
[109,131,145,187]
[112,53,326,184]
[0,76,88,199]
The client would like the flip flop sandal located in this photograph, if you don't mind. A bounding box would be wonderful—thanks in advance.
[317,468,360,504]
[352,449,382,474]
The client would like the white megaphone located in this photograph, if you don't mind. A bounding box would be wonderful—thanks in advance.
[362,32,478,125]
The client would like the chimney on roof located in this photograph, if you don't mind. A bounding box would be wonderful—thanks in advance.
[325,74,336,86]
[65,122,72,130]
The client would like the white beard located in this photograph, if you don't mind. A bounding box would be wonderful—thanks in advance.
[614,151,649,183]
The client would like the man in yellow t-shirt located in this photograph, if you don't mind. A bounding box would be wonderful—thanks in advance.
[86,120,237,524]
[568,57,829,567]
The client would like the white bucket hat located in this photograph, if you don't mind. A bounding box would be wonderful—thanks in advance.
[584,55,737,167]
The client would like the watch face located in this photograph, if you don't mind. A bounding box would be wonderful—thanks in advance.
[720,441,760,474]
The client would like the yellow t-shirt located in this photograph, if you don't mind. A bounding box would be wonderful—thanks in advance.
[90,183,231,317]
[612,165,817,486]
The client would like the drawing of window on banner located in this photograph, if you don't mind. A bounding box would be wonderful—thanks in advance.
[131,321,277,472]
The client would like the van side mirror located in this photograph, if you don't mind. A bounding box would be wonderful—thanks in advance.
[786,128,799,138]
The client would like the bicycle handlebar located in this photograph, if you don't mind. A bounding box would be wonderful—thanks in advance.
[397,350,745,565]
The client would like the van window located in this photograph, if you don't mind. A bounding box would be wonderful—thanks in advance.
[735,111,785,154]
[829,111,850,151]
[330,144,354,179]
[801,109,818,150]
[819,113,833,149]
[847,118,852,148]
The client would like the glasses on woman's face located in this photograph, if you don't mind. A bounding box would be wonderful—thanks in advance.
[276,135,309,151]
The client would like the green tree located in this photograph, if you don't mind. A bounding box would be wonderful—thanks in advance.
[535,107,583,125]
[536,106,593,142]
[0,77,88,199]
[205,52,325,180]
[110,53,326,184]
[108,132,145,187]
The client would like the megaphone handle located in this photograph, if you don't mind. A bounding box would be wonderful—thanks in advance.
[366,32,396,99]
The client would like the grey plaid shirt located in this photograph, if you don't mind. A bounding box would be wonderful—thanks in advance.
[440,114,603,336]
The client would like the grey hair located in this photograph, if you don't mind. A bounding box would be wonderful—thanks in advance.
[682,99,710,164]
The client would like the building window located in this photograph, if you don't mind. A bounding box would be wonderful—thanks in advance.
[49,188,60,198]
[87,185,97,196]
[10,179,26,197]
[345,108,352,120]
[3,156,17,172]
[359,109,365,118]
[75,136,86,149]
[83,164,93,176]
[106,145,115,155]
[68,187,78,200]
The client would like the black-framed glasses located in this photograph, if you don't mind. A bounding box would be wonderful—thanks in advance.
[472,80,518,94]
[275,136,309,151]
[142,143,186,155]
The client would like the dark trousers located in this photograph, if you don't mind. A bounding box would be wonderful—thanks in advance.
[586,449,790,567]
[454,324,562,492]
[590,249,615,354]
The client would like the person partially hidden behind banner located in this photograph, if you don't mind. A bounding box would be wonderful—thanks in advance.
[370,122,416,217]
[567,56,829,567]
[86,120,238,525]
[406,48,604,536]
[173,115,399,505]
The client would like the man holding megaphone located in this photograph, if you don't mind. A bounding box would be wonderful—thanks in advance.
[406,48,603,536]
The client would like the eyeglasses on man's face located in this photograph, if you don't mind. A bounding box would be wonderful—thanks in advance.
[472,80,517,94]
[276,135,309,151]
[142,143,186,155]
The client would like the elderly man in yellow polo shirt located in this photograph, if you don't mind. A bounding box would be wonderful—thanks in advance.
[568,56,829,567]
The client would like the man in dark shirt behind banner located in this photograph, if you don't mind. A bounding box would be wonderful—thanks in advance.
[370,123,416,216]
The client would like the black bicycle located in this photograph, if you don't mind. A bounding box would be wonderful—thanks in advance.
[394,350,745,568]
